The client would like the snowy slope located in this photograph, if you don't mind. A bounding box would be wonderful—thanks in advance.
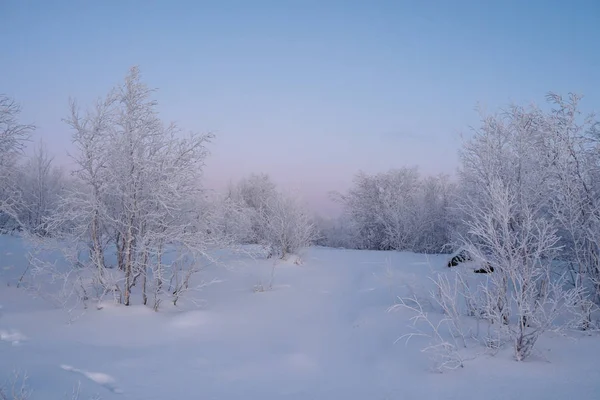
[1,236,599,399]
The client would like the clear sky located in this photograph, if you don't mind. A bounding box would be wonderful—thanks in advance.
[2,0,599,215]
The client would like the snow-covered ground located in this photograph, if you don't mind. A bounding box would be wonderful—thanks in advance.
[1,235,599,399]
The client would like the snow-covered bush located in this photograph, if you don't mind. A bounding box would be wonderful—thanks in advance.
[451,93,600,359]
[261,189,317,259]
[457,92,600,319]
[390,290,467,373]
[226,174,317,259]
[393,92,600,369]
[458,179,583,360]
[331,167,455,253]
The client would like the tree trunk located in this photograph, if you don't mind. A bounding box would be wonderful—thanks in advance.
[123,219,134,306]
[141,248,148,305]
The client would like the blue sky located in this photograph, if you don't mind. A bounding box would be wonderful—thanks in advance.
[2,0,599,215]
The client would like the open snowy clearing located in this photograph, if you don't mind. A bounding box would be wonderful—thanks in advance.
[1,235,599,400]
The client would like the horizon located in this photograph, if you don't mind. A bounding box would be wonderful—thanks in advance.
[2,0,599,216]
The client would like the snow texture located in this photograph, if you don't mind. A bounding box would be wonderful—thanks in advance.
[1,235,600,399]
[60,365,123,394]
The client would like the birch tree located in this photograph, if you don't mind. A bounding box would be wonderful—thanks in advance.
[35,66,222,309]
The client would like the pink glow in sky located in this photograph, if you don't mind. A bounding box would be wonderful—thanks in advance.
[3,1,599,215]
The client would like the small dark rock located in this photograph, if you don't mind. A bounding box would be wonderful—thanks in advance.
[447,249,473,267]
[474,263,494,274]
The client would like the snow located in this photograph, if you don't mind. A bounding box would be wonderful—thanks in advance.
[1,236,600,399]
[60,365,123,394]
[0,329,27,345]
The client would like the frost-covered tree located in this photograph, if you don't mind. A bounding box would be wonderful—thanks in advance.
[33,66,224,309]
[14,140,65,236]
[458,101,551,224]
[335,171,387,250]
[234,173,278,244]
[377,167,422,251]
[413,175,456,253]
[205,189,254,245]
[458,178,581,360]
[0,95,34,231]
[457,93,600,325]
[261,189,317,259]
[452,93,599,361]
[332,167,454,253]
[226,173,317,258]
[541,93,600,312]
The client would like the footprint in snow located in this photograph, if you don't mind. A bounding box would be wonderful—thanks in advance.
[60,365,123,394]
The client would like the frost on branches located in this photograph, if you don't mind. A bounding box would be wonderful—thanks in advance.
[454,94,599,360]
[226,173,318,260]
[14,141,64,236]
[392,93,600,369]
[0,94,34,232]
[330,167,455,253]
[459,179,582,361]
[27,67,227,310]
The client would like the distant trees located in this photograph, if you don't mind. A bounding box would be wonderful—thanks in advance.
[0,97,64,237]
[225,173,317,259]
[14,141,64,236]
[233,173,278,245]
[313,214,355,249]
[328,167,455,253]
[260,189,317,259]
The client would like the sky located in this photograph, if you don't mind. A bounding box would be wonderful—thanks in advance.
[2,0,599,216]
